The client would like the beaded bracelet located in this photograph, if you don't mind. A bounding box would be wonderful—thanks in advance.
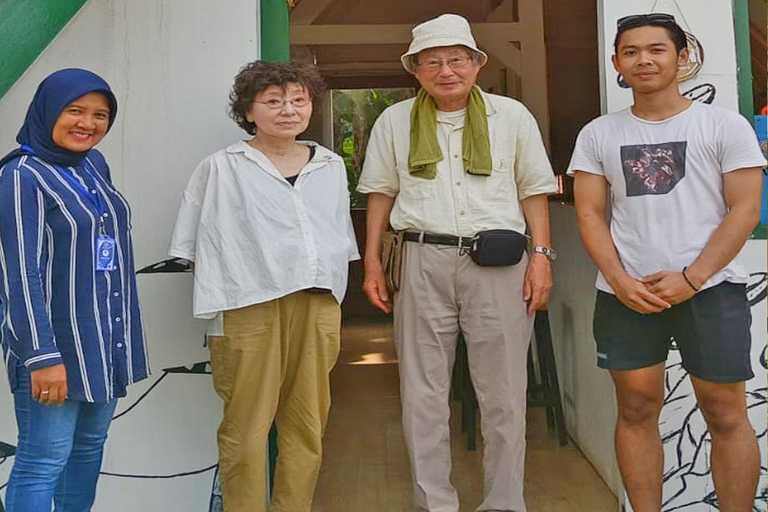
[682,266,700,292]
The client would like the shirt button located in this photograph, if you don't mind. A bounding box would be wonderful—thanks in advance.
[116,343,124,348]
[113,292,120,297]
[115,317,122,323]
[459,211,465,216]
[456,182,462,186]
[102,213,109,218]
[91,189,97,194]
[453,154,459,159]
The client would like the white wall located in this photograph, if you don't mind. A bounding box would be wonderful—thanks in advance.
[548,202,622,498]
[0,1,260,511]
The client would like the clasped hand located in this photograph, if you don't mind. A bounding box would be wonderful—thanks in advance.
[614,271,697,314]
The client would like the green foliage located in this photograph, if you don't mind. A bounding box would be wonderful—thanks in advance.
[332,88,416,208]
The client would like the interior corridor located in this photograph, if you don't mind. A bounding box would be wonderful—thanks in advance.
[312,318,618,512]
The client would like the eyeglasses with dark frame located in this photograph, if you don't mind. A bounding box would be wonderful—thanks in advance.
[253,96,311,110]
[417,56,473,72]
[616,13,677,31]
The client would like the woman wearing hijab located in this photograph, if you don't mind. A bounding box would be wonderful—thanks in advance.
[0,68,149,512]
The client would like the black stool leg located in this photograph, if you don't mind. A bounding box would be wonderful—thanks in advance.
[534,311,568,446]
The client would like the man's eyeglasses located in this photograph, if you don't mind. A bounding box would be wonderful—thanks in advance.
[617,13,676,31]
[253,97,311,110]
[417,56,472,72]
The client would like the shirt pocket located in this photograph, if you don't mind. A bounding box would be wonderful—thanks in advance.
[397,164,436,200]
[474,155,514,203]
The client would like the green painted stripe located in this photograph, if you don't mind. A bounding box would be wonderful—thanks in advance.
[258,1,289,489]
[733,0,764,240]
[733,0,754,117]
[260,0,290,62]
[0,0,88,100]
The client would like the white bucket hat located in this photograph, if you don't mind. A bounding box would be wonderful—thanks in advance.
[400,13,489,73]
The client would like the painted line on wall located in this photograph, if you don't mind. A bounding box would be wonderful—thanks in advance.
[260,0,290,62]
[0,0,88,100]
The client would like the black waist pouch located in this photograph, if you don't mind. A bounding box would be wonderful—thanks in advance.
[469,229,529,267]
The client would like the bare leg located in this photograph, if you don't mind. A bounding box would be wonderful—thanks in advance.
[691,377,759,512]
[611,363,666,512]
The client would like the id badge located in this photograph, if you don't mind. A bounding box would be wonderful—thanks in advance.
[96,235,117,271]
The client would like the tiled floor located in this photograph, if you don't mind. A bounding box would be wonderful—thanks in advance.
[312,318,618,512]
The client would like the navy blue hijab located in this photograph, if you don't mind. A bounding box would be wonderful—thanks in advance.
[0,68,117,168]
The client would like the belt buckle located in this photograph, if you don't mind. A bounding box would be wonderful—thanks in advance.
[458,235,473,256]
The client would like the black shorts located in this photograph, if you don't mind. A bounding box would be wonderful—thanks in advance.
[593,282,753,383]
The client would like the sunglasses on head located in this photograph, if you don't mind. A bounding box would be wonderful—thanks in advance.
[617,13,676,31]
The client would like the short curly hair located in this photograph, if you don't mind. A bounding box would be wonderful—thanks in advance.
[229,61,326,135]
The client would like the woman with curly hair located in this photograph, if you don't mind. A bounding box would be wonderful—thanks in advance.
[169,61,359,512]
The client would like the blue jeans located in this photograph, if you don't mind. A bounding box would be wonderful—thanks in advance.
[5,367,117,512]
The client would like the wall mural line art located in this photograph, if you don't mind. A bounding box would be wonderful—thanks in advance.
[656,271,768,512]
[682,84,716,105]
[102,361,223,511]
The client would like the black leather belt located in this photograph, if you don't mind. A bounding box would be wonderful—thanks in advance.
[403,231,473,248]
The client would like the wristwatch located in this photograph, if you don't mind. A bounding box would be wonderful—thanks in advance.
[532,245,557,261]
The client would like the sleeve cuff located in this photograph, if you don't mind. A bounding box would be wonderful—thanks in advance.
[356,184,398,198]
[722,161,767,173]
[24,352,63,372]
[518,184,559,201]
[566,168,604,177]
[168,248,196,262]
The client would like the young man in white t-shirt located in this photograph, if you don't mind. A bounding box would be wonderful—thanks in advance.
[568,14,765,512]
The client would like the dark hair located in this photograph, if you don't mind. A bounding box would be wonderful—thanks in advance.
[229,61,326,135]
[613,14,688,54]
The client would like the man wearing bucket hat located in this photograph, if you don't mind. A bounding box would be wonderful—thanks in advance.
[358,13,557,512]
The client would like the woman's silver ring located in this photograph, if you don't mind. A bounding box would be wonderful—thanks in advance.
[40,390,50,394]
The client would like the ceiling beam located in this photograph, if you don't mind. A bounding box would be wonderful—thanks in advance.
[326,74,418,89]
[291,22,522,45]
[474,35,521,74]
[290,0,336,25]
[319,62,408,71]
[486,0,516,22]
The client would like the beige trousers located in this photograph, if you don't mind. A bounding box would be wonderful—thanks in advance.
[208,291,341,512]
[394,242,534,512]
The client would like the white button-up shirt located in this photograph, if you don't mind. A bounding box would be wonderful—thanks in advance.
[358,91,557,237]
[169,141,360,321]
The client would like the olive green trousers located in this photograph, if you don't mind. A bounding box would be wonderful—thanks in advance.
[209,291,341,512]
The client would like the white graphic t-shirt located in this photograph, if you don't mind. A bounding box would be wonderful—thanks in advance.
[567,102,766,294]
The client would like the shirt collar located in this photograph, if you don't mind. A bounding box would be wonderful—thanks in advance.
[430,89,498,125]
[227,140,340,160]
[480,89,498,117]
[226,140,341,181]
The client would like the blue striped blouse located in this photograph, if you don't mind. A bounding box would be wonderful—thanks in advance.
[0,151,149,403]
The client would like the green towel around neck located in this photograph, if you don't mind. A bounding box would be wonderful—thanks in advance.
[408,86,492,180]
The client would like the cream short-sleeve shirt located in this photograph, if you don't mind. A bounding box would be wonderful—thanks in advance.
[358,91,557,237]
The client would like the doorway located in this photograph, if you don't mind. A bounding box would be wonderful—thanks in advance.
[288,1,612,509]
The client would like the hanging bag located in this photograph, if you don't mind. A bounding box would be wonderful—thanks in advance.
[469,229,528,267]
[381,231,405,293]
